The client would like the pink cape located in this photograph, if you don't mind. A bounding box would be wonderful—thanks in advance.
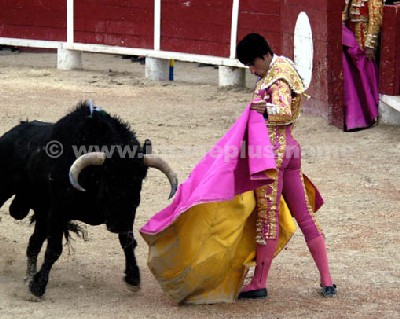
[140,104,276,235]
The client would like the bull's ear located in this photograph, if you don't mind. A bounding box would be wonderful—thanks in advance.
[143,139,152,155]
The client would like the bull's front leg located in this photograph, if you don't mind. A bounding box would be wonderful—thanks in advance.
[29,221,64,297]
[25,215,47,285]
[119,232,140,290]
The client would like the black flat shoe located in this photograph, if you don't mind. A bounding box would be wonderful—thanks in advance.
[320,284,337,297]
[238,288,268,299]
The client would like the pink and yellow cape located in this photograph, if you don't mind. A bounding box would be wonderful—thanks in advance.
[140,105,322,304]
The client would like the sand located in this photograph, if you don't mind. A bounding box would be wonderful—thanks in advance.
[0,49,399,318]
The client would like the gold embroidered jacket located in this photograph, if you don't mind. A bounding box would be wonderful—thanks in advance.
[342,0,383,49]
[253,55,306,126]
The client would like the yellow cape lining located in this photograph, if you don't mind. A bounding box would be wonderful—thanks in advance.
[142,177,319,304]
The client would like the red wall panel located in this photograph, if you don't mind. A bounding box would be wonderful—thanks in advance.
[74,0,154,48]
[379,4,400,96]
[237,0,281,54]
[0,0,66,41]
[327,7,344,128]
[160,0,232,56]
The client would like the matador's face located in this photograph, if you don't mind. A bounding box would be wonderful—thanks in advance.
[247,54,271,78]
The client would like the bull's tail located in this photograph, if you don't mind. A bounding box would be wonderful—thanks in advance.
[64,222,89,242]
[29,215,88,243]
[62,222,89,256]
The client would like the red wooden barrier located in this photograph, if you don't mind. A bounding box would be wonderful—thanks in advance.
[0,0,66,41]
[0,0,355,127]
[379,3,400,96]
[238,0,282,54]
[161,1,232,56]
[74,0,154,48]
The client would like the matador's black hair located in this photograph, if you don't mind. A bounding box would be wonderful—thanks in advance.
[236,33,274,66]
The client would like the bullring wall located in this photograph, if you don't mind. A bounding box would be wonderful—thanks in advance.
[0,0,344,127]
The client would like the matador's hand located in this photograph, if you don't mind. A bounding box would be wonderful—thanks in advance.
[365,47,376,61]
[250,100,267,114]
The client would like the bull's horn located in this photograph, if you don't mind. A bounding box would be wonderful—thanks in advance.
[69,152,106,192]
[144,154,178,199]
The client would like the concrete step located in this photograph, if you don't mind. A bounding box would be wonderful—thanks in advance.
[379,94,400,125]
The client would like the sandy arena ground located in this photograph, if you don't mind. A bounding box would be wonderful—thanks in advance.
[0,49,399,319]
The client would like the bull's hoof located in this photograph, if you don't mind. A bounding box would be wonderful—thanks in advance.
[29,282,46,298]
[23,277,44,302]
[123,275,140,292]
[24,289,44,302]
[24,275,34,286]
[29,274,47,297]
[124,282,140,293]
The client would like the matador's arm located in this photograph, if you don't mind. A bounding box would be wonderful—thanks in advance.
[265,80,293,120]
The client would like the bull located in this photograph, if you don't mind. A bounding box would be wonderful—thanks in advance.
[0,101,178,298]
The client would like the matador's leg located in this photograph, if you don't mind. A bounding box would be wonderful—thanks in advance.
[239,174,282,298]
[282,150,334,293]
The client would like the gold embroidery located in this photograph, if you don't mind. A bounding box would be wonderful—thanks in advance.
[268,80,292,118]
[260,56,306,95]
[268,95,302,126]
[365,0,382,49]
[253,56,306,126]
[254,126,287,244]
[343,0,383,49]
[255,180,279,244]
[268,126,287,169]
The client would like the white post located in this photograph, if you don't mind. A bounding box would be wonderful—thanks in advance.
[67,0,74,44]
[145,57,169,81]
[57,48,82,70]
[218,0,244,87]
[218,66,245,87]
[230,0,240,59]
[58,0,82,70]
[145,0,168,80]
[154,0,161,50]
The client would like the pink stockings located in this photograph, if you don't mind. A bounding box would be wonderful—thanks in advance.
[241,240,278,292]
[241,235,333,292]
[306,235,333,287]
[241,126,333,293]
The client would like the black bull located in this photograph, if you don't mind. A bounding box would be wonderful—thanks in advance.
[0,101,177,297]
